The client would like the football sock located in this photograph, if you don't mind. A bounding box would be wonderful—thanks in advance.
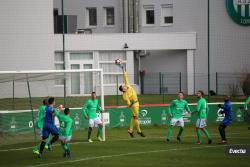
[221,126,226,141]
[177,127,184,137]
[50,135,59,145]
[218,126,224,140]
[39,141,46,154]
[97,127,103,137]
[61,142,69,151]
[34,144,40,151]
[88,127,92,139]
[46,136,51,145]
[167,125,174,140]
[202,128,211,140]
[196,129,202,142]
[134,119,141,133]
[129,118,134,133]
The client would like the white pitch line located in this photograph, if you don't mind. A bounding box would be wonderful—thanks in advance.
[0,132,246,152]
[28,144,246,167]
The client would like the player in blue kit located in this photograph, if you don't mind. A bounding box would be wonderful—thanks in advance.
[38,97,59,158]
[217,95,233,144]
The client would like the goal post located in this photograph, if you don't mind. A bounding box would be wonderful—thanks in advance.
[0,69,106,143]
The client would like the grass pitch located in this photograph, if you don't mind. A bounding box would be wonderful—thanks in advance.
[0,123,249,167]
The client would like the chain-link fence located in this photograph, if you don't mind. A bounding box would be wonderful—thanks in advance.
[216,72,249,96]
[141,72,187,95]
[115,72,250,96]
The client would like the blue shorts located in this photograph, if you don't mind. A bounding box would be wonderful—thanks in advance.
[220,119,232,127]
[42,123,59,138]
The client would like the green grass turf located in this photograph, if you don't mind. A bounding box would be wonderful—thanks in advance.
[0,123,249,167]
[0,95,246,110]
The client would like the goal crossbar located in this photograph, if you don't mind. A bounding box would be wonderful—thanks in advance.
[0,69,103,74]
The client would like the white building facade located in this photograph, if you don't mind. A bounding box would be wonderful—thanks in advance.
[0,0,249,97]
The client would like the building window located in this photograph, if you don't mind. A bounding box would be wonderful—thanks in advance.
[99,52,126,85]
[86,8,97,27]
[68,52,94,95]
[54,52,64,86]
[143,5,155,26]
[70,53,93,60]
[104,7,115,26]
[161,4,173,25]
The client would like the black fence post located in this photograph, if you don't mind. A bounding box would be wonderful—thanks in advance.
[216,72,218,95]
[179,72,182,92]
[159,72,162,94]
[12,80,15,110]
[116,75,119,106]
[140,71,145,95]
[162,73,165,103]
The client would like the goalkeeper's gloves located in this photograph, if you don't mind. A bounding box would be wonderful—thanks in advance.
[120,64,125,70]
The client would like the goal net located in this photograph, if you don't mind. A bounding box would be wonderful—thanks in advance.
[0,69,106,146]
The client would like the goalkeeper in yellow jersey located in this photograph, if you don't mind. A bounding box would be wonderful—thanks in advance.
[118,63,145,138]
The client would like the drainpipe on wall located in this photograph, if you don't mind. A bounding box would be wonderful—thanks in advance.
[127,0,141,91]
[124,0,129,33]
[122,0,126,33]
[128,0,134,33]
[207,0,211,101]
[133,0,139,33]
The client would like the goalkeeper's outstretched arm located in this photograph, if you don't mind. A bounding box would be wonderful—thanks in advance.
[123,71,130,86]
[118,65,130,86]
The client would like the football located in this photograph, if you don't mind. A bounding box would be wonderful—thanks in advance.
[115,59,122,65]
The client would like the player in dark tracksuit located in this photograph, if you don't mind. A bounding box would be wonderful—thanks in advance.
[217,96,233,144]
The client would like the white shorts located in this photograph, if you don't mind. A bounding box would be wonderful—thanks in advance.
[196,119,207,128]
[54,116,60,128]
[170,118,184,127]
[59,136,72,142]
[89,117,102,127]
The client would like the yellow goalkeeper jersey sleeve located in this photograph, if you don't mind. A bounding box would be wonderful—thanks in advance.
[122,72,139,107]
